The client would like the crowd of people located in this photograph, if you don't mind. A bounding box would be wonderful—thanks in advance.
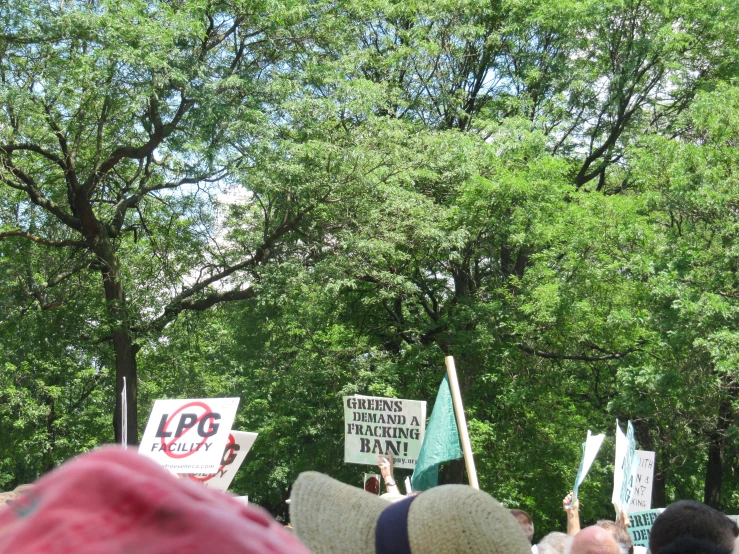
[0,447,737,553]
[517,495,738,554]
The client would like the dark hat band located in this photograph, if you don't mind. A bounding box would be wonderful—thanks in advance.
[375,495,418,554]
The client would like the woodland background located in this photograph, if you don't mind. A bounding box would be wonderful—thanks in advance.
[2,0,739,537]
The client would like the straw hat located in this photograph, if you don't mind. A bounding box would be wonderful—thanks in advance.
[289,471,531,554]
[0,493,17,509]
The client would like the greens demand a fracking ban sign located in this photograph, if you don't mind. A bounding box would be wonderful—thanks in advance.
[344,395,426,469]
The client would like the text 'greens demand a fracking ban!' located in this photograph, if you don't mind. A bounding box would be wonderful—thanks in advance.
[344,395,426,469]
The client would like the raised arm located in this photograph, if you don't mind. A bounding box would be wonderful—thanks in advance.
[378,455,401,496]
[563,492,581,536]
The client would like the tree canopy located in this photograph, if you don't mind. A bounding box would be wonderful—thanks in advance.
[2,0,739,535]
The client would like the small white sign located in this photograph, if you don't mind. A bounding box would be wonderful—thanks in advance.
[344,395,426,469]
[612,419,639,513]
[628,450,655,512]
[572,430,606,504]
[139,398,240,472]
[182,430,257,491]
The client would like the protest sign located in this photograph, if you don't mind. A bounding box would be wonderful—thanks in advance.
[139,398,240,472]
[344,395,426,469]
[121,377,127,450]
[612,420,627,510]
[572,430,606,504]
[612,419,639,513]
[183,430,257,491]
[626,509,664,547]
[627,450,655,512]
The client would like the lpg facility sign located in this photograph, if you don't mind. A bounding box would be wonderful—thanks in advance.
[139,398,240,472]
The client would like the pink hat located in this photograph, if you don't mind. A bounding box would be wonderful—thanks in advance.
[0,447,311,554]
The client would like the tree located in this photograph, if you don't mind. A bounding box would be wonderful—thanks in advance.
[4,0,739,530]
[320,0,739,188]
[613,84,739,509]
[0,0,310,444]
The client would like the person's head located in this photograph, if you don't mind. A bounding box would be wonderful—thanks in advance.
[596,520,633,554]
[290,471,531,554]
[510,509,535,544]
[649,500,738,554]
[538,531,569,554]
[566,525,621,554]
[658,537,732,554]
[0,492,17,510]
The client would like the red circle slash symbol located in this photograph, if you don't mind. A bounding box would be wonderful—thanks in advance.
[188,433,236,483]
[160,401,215,459]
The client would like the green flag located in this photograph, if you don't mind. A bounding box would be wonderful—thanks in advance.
[410,375,463,491]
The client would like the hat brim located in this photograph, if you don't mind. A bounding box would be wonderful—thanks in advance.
[406,485,532,554]
[290,471,391,554]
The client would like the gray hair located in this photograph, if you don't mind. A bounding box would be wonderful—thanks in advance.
[539,532,570,554]
[563,532,630,554]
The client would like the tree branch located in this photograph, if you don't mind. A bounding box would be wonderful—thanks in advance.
[0,160,83,231]
[110,171,226,234]
[0,143,66,170]
[518,343,641,361]
[0,230,85,248]
[86,94,194,195]
[148,287,255,334]
[69,373,105,412]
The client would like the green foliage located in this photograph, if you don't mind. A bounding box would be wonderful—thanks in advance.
[3,0,739,538]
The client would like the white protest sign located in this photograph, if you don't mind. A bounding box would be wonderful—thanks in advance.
[139,398,240,472]
[626,508,664,547]
[627,450,655,512]
[572,430,606,504]
[121,377,127,450]
[183,431,257,491]
[612,419,639,513]
[612,420,626,505]
[344,395,426,469]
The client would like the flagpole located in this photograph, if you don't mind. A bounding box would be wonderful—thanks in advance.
[445,356,479,489]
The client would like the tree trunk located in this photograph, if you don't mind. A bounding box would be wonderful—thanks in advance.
[42,398,56,473]
[652,451,667,509]
[98,242,139,446]
[111,327,139,446]
[73,185,139,445]
[704,428,723,508]
[439,458,466,485]
[704,393,733,509]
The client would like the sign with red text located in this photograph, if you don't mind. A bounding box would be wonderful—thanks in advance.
[343,395,426,469]
[139,398,240,472]
[183,431,257,491]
